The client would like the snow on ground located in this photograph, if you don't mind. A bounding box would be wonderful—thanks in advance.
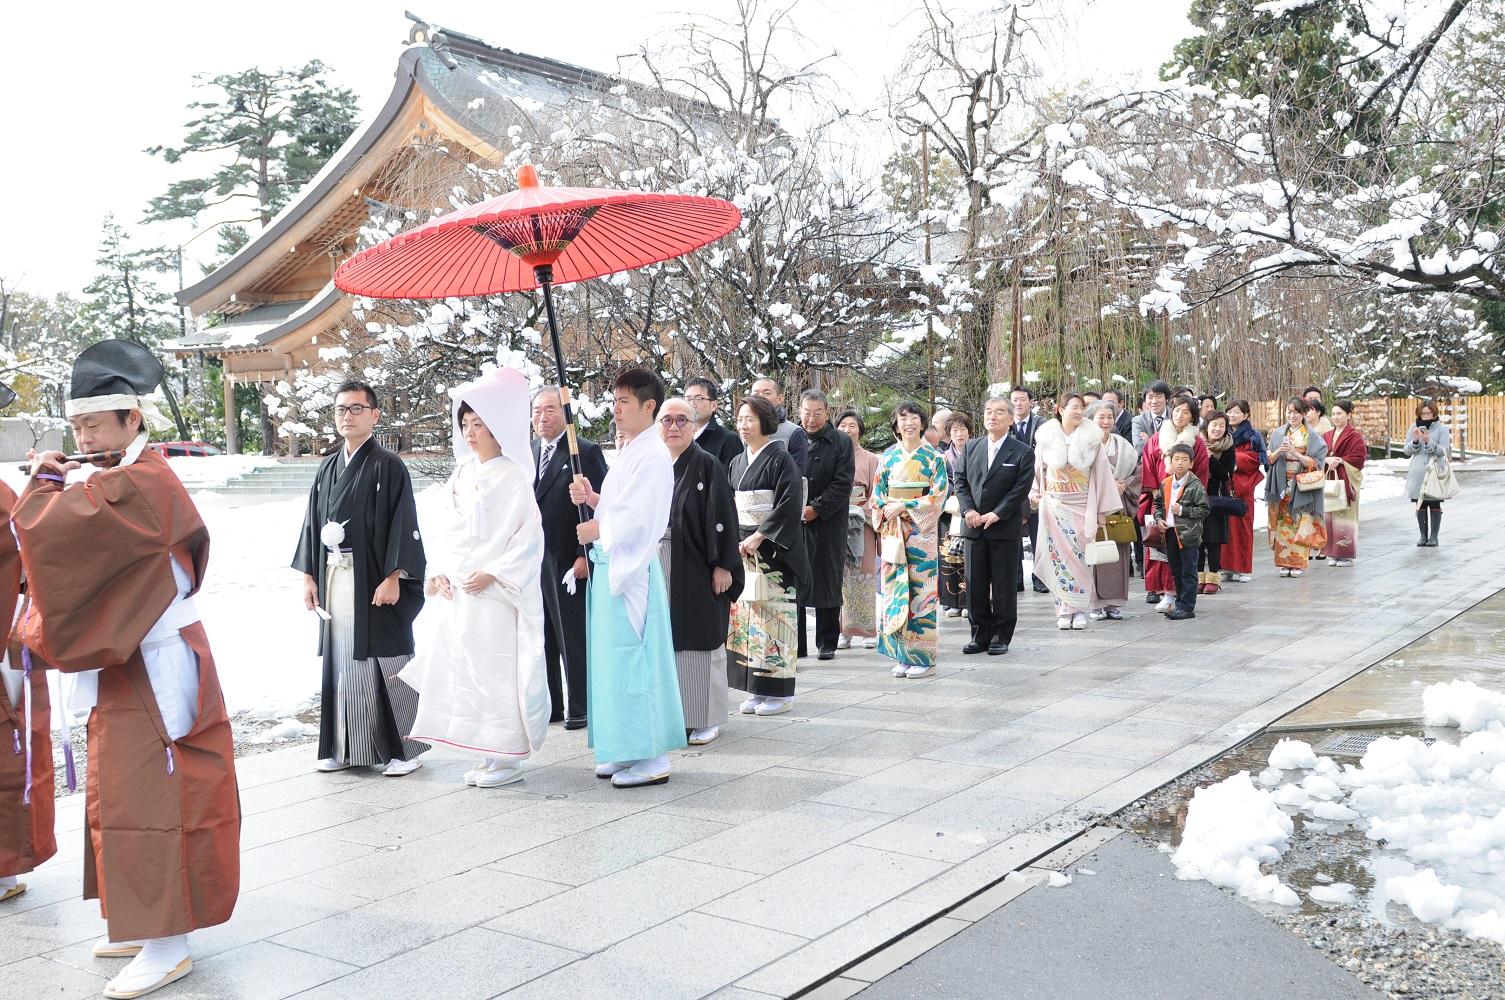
[1172,770,1300,906]
[165,453,281,489]
[1177,681,1505,944]
[194,481,459,720]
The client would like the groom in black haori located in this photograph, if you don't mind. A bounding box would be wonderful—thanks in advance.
[293,379,428,776]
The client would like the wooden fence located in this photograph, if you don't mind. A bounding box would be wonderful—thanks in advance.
[1251,395,1505,457]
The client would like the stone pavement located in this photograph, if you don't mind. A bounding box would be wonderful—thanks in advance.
[4,476,1502,1000]
[848,832,1382,1000]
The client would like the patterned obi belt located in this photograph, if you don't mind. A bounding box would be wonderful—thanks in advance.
[888,483,930,501]
[735,489,774,529]
[1044,466,1089,494]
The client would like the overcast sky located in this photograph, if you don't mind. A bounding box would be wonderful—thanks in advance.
[0,0,1190,298]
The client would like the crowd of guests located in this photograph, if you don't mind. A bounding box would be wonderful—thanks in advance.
[931,381,1455,646]
[293,370,1460,792]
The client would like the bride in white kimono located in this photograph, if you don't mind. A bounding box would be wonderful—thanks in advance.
[400,367,550,787]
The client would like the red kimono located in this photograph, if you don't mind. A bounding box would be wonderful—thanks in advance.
[1321,426,1368,560]
[1222,441,1265,575]
[14,450,240,939]
[0,480,56,881]
[1137,427,1208,595]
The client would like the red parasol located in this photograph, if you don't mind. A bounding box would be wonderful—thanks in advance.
[333,163,740,523]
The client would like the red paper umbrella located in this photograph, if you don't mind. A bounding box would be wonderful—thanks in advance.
[335,164,740,298]
[334,163,740,519]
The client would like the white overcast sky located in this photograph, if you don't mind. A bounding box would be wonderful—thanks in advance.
[0,0,1190,297]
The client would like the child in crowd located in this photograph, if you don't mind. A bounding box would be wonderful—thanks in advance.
[1153,443,1209,621]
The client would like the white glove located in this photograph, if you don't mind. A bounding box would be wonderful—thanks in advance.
[562,566,578,596]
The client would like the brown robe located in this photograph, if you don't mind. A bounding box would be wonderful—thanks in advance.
[0,479,56,879]
[13,449,239,939]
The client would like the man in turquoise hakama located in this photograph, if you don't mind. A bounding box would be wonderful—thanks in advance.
[570,368,685,787]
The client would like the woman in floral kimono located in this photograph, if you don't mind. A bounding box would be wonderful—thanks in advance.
[1321,399,1367,566]
[836,411,880,649]
[727,395,810,717]
[871,401,948,679]
[1088,399,1139,621]
[1265,397,1328,577]
[1137,397,1208,613]
[1031,395,1124,631]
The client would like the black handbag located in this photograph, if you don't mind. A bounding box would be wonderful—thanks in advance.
[1208,494,1248,518]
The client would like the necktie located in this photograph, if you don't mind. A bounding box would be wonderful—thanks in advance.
[1015,421,1024,438]
[537,441,555,482]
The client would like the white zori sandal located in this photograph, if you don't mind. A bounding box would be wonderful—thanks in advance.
[102,935,192,999]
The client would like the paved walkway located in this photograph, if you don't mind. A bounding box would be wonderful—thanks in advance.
[4,475,1502,1000]
[850,832,1382,1000]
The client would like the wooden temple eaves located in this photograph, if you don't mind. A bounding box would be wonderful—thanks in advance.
[171,23,722,452]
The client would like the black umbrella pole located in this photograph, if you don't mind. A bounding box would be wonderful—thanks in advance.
[536,266,589,531]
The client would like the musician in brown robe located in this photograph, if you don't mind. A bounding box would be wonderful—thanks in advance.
[15,340,240,999]
[1,412,57,903]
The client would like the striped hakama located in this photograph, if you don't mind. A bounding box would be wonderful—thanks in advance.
[660,535,730,730]
[326,553,428,765]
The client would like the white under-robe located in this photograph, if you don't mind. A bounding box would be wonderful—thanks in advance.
[58,433,200,741]
[594,430,674,636]
[400,454,550,759]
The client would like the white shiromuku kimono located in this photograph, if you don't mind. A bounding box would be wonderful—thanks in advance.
[400,367,549,761]
[586,429,685,763]
[401,453,549,759]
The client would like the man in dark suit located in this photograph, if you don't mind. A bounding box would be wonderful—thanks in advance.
[686,377,742,468]
[1006,387,1049,593]
[530,386,609,729]
[954,396,1035,655]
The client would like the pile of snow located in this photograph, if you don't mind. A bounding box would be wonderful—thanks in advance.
[1172,771,1299,906]
[1268,738,1317,770]
[1422,680,1505,731]
[166,454,281,489]
[253,718,318,743]
[1235,680,1505,943]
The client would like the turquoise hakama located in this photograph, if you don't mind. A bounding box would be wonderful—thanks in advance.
[585,547,686,763]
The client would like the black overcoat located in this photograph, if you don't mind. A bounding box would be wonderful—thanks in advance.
[799,420,854,607]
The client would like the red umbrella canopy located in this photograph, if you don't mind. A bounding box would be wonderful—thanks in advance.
[334,164,741,299]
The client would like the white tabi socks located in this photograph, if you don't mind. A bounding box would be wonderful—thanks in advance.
[611,754,671,788]
[104,934,192,999]
[0,874,22,902]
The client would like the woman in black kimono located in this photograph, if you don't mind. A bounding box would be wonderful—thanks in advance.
[726,394,809,718]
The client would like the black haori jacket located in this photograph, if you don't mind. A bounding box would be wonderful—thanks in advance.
[292,439,426,659]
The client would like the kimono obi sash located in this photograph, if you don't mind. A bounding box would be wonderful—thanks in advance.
[888,482,930,501]
[1044,465,1089,494]
[735,489,774,528]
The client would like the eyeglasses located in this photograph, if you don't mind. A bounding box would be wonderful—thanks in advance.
[659,415,692,428]
[334,404,375,417]
[685,395,712,404]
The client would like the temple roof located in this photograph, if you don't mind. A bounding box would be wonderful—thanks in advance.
[176,26,725,322]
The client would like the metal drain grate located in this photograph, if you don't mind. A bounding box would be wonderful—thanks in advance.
[1318,732,1435,757]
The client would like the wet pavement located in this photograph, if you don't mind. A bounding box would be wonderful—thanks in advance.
[1277,590,1505,730]
[3,473,1503,1000]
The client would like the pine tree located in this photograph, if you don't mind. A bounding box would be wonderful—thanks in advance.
[143,61,359,228]
[81,216,178,345]
[1162,0,1381,142]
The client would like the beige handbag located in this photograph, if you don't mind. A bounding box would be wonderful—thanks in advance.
[741,555,771,602]
[1322,467,1349,512]
[1085,527,1120,567]
[881,534,904,564]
